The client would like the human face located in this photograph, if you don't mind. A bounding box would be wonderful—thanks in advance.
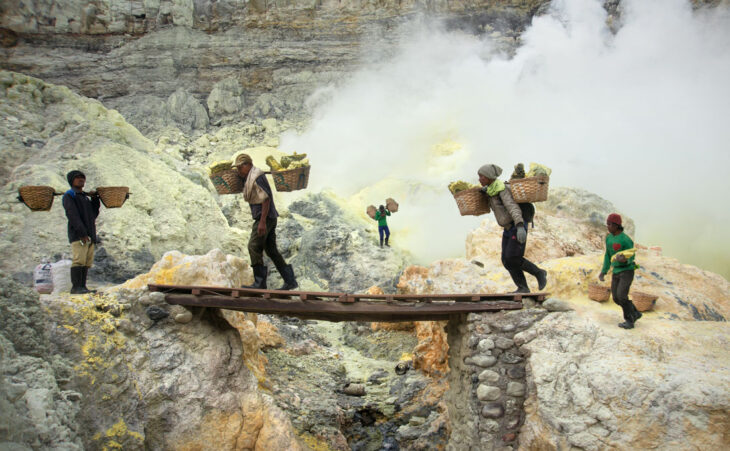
[606,222,620,235]
[478,174,493,187]
[72,176,86,191]
[236,162,253,178]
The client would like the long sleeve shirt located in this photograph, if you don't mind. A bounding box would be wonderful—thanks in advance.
[375,210,390,226]
[601,232,637,274]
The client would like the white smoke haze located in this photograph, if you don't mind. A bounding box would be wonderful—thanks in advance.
[280,0,730,277]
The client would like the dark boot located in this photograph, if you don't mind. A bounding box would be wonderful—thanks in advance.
[69,266,85,294]
[379,237,383,247]
[385,237,390,247]
[629,302,642,323]
[81,267,97,293]
[243,265,268,289]
[276,264,299,291]
[521,260,547,291]
[507,268,530,293]
[618,321,635,329]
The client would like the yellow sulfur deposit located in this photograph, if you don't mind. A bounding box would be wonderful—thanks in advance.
[280,152,308,169]
[266,152,309,171]
[208,160,233,176]
[448,180,479,195]
[265,156,284,171]
[612,248,636,262]
[526,162,552,177]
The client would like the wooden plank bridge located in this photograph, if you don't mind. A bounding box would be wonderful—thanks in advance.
[148,284,549,322]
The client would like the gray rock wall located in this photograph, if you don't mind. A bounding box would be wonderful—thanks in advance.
[445,306,548,450]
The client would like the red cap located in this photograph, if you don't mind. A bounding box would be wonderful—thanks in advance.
[607,213,622,226]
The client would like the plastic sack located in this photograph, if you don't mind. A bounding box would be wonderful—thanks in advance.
[34,262,54,294]
[51,259,73,294]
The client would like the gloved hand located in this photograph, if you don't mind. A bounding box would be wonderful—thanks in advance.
[516,225,527,244]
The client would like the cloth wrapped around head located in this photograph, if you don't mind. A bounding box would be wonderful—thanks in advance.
[478,164,502,179]
[66,170,85,186]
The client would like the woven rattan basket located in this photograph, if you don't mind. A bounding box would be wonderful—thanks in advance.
[18,186,56,211]
[588,284,611,302]
[510,175,550,203]
[210,169,243,195]
[386,198,399,213]
[96,186,129,208]
[366,205,377,219]
[272,166,310,192]
[453,187,490,216]
[631,291,658,312]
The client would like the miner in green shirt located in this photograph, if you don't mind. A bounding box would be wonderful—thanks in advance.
[599,213,641,329]
[375,205,391,247]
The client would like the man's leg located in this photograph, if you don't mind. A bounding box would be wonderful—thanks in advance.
[69,241,86,294]
[81,243,96,293]
[612,271,636,328]
[264,219,298,290]
[502,227,529,293]
[384,226,390,247]
[246,219,268,289]
[378,226,384,247]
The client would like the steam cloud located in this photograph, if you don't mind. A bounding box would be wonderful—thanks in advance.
[281,0,730,278]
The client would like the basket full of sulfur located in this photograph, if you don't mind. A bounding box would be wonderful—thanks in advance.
[449,181,490,216]
[266,153,310,192]
[208,160,243,195]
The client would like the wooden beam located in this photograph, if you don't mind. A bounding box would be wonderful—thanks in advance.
[164,294,522,322]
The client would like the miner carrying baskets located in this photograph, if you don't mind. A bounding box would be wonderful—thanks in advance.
[232,153,299,290]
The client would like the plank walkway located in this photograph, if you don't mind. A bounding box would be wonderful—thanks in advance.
[148,284,549,322]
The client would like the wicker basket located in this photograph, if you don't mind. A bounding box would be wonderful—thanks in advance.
[386,198,399,213]
[588,284,610,302]
[210,169,243,195]
[96,186,129,208]
[510,175,549,203]
[272,166,310,192]
[366,205,377,219]
[631,291,658,312]
[453,187,490,216]
[18,186,56,211]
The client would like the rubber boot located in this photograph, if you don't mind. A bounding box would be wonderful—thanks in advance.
[81,267,97,293]
[385,236,390,247]
[69,266,85,294]
[379,237,383,248]
[243,265,268,289]
[507,268,530,293]
[276,264,299,291]
[618,302,636,329]
[521,260,547,291]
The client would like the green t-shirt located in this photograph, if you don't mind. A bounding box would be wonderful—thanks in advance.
[602,232,637,274]
[375,209,390,226]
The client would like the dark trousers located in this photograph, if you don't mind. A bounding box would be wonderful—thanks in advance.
[611,270,639,322]
[501,224,541,289]
[379,225,390,245]
[248,217,287,269]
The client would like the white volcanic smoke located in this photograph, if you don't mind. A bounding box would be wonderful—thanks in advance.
[281,0,730,278]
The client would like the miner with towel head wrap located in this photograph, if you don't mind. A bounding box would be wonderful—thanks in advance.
[478,163,547,293]
[62,170,100,294]
[233,153,298,290]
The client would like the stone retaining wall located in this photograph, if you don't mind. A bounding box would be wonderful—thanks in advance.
[445,304,548,450]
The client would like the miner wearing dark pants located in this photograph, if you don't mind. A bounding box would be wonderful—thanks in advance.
[478,163,547,293]
[599,213,641,329]
[62,170,100,294]
[233,153,298,290]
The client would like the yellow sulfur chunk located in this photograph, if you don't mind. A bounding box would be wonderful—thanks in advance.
[448,180,479,195]
[207,160,233,176]
[265,156,284,171]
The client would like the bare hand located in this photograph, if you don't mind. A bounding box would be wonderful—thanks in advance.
[616,254,627,263]
[81,236,91,244]
[598,272,605,282]
[257,221,266,237]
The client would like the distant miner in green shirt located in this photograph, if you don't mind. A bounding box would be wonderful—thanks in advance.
[599,213,641,329]
[375,205,391,248]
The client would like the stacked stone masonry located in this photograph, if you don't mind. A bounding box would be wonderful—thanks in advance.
[446,302,548,450]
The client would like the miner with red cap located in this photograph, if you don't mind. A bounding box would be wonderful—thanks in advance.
[599,213,641,329]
